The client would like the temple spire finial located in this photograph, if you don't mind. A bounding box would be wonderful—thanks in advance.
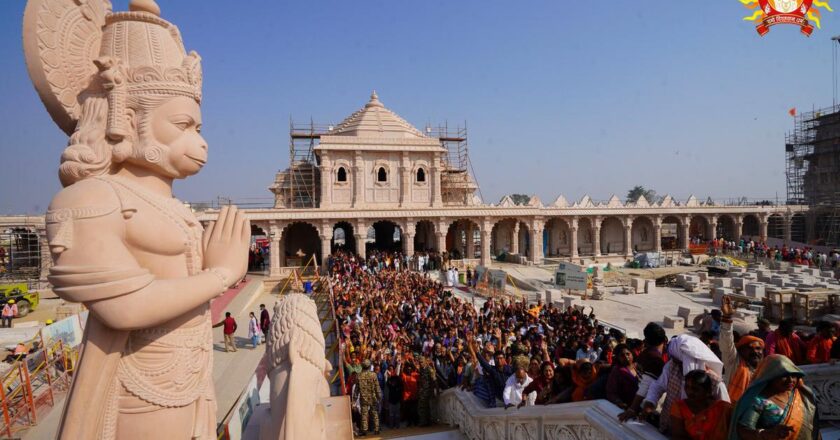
[366,90,383,108]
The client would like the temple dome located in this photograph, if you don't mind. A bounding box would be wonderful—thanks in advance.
[330,91,426,139]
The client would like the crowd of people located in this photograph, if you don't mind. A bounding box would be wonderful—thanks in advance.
[327,250,836,438]
[703,236,838,268]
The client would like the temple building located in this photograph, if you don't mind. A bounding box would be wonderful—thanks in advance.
[206,92,808,279]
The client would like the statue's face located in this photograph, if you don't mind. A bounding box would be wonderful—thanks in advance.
[142,96,207,179]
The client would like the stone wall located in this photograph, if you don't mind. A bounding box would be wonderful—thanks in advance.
[436,389,665,440]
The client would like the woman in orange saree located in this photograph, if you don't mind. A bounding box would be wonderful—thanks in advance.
[670,370,732,440]
[729,354,819,440]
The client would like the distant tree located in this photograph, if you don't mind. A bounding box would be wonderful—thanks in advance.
[626,186,657,203]
[509,194,531,205]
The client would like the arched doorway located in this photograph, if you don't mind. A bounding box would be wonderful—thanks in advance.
[767,214,785,240]
[743,214,760,239]
[414,220,436,252]
[661,216,682,250]
[689,216,710,242]
[249,223,269,272]
[368,220,402,253]
[284,222,320,266]
[332,221,355,254]
[631,216,655,252]
[577,218,594,256]
[716,215,736,240]
[545,218,571,257]
[600,217,624,255]
[447,219,480,260]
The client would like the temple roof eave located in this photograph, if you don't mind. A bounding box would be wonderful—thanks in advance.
[195,205,809,223]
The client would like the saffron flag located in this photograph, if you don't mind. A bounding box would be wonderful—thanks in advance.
[789,107,796,117]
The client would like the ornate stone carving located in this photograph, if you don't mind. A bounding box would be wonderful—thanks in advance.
[801,362,840,421]
[25,1,249,438]
[260,294,332,440]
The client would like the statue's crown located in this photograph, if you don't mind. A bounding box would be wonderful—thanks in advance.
[98,2,202,103]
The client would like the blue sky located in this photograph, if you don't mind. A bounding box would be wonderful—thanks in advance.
[1,0,838,213]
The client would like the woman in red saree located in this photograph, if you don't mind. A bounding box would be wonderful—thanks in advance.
[670,370,732,440]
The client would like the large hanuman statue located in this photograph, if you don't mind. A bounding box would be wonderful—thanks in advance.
[23,0,249,438]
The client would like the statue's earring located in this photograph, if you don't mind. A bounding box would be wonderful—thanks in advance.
[144,145,164,164]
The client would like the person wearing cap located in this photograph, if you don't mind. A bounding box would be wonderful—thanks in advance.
[357,358,381,436]
[1,300,18,328]
[720,296,765,402]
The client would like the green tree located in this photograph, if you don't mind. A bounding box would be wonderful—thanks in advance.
[626,186,657,203]
[509,194,531,205]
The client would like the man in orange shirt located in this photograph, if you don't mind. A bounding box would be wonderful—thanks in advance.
[807,321,836,364]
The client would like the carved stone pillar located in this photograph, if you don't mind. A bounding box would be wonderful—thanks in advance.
[682,217,691,250]
[431,153,442,207]
[654,217,663,253]
[735,219,744,241]
[355,234,367,260]
[404,220,416,256]
[624,224,633,257]
[760,219,769,243]
[352,152,364,208]
[708,216,718,241]
[320,235,331,269]
[465,223,475,259]
[570,217,579,259]
[436,231,447,254]
[593,217,602,257]
[531,227,544,264]
[511,223,520,254]
[320,152,332,209]
[320,222,333,269]
[269,222,284,278]
[480,223,492,267]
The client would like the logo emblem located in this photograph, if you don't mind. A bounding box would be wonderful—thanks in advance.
[741,0,833,36]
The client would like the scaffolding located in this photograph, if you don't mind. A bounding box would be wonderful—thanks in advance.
[0,228,41,284]
[271,119,330,209]
[426,122,483,204]
[786,104,840,245]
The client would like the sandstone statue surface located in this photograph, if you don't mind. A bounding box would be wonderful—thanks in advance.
[261,293,332,440]
[23,0,249,438]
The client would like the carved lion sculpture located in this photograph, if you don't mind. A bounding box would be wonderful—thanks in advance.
[260,294,332,440]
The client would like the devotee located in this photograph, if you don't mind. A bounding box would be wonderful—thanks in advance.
[669,370,732,440]
[720,296,765,402]
[502,367,535,409]
[806,320,836,364]
[641,334,730,434]
[765,319,807,365]
[605,343,639,410]
[222,312,237,352]
[729,355,819,440]
[618,322,667,423]
[259,303,271,338]
[247,311,260,348]
[522,361,563,405]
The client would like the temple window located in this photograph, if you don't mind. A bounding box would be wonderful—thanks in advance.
[377,167,387,182]
[416,168,426,182]
[336,167,347,182]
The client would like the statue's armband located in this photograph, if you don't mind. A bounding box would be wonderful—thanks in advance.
[46,205,118,253]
